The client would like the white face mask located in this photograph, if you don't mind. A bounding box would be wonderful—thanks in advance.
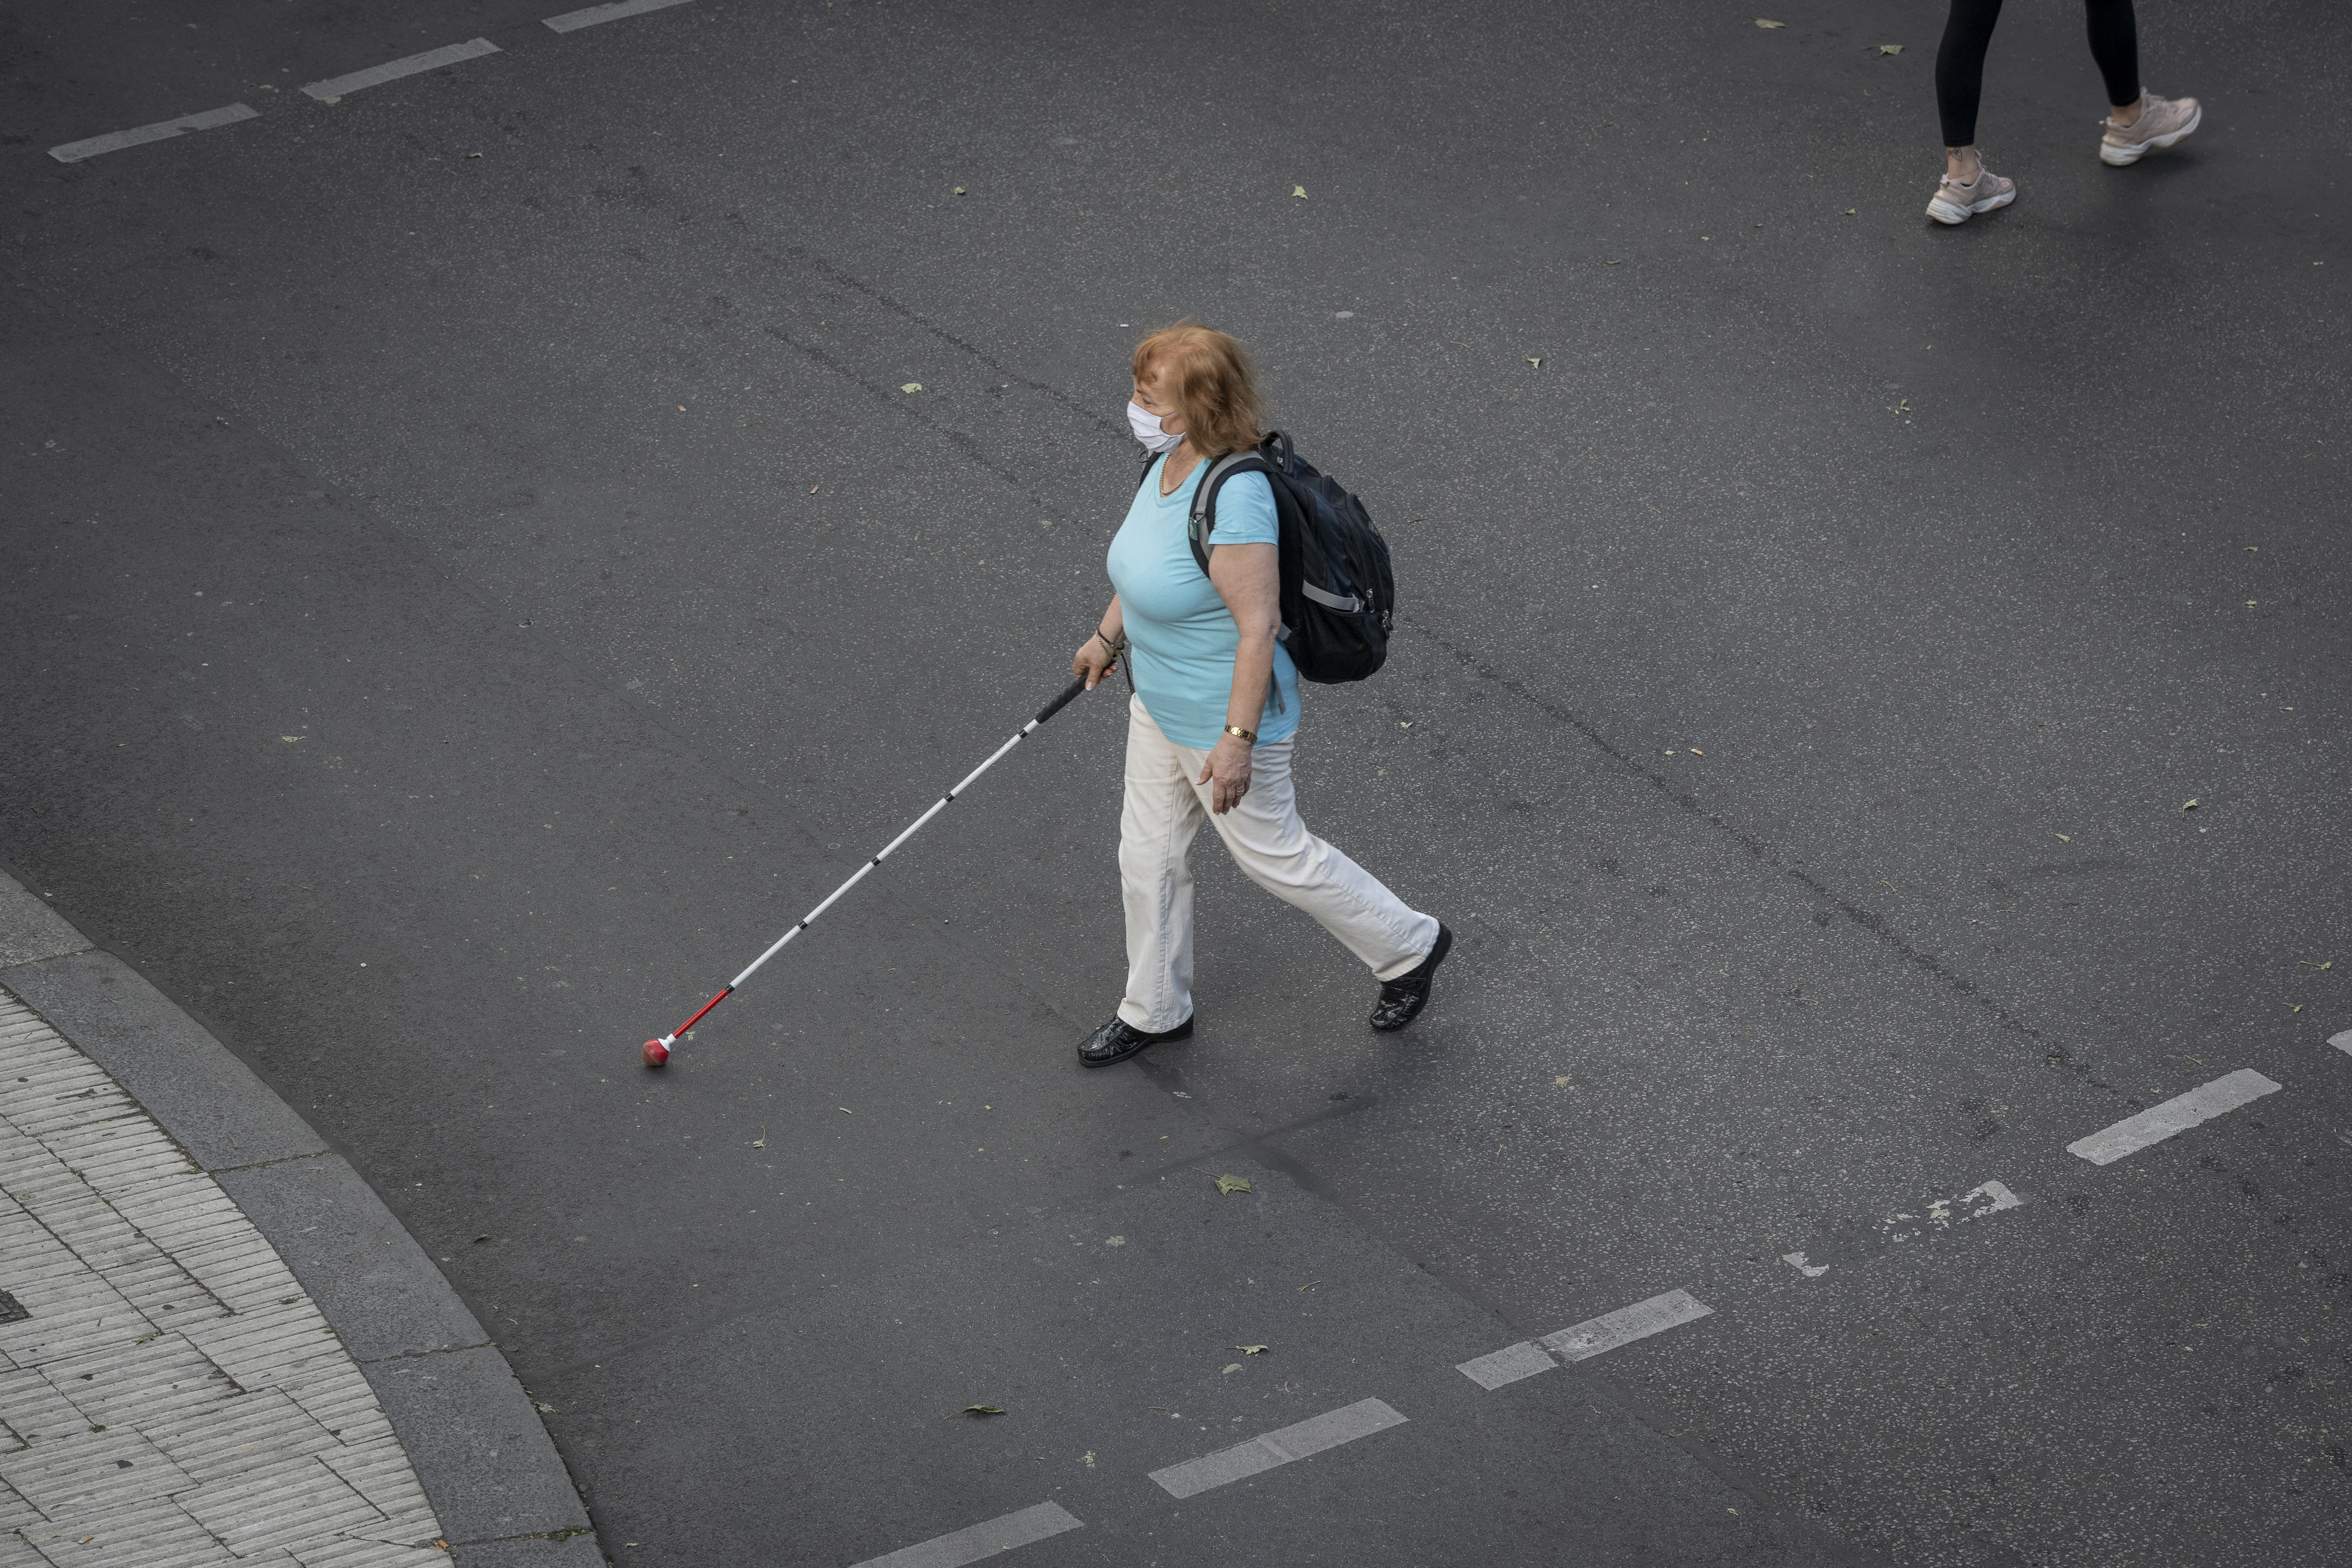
[1126,399,1184,454]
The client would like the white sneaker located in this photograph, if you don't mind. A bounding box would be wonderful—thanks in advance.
[2101,91,2201,166]
[1927,165,2016,226]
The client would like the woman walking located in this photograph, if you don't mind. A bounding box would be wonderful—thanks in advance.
[1069,323,1450,1068]
[1928,0,2200,225]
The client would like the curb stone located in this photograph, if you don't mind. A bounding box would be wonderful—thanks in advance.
[0,863,605,1562]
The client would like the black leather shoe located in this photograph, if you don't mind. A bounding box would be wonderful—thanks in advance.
[1078,1013,1194,1068]
[1369,924,1452,1032]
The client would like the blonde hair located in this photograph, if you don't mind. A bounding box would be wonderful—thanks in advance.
[1131,321,1263,458]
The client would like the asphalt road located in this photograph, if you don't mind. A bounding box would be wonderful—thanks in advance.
[3,2,2348,1564]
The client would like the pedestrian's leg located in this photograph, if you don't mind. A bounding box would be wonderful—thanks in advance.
[2091,0,2198,165]
[1935,0,2006,181]
[1117,696,1209,1032]
[2084,0,2141,119]
[1195,740,1438,980]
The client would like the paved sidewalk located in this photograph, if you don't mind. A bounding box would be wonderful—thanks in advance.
[0,989,442,1566]
[0,871,602,1567]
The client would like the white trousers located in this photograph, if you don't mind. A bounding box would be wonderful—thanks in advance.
[1118,694,1440,1032]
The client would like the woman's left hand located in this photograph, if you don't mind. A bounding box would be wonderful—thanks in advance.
[1197,733,1253,815]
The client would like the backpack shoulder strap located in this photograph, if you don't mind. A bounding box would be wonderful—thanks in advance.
[1186,447,1277,578]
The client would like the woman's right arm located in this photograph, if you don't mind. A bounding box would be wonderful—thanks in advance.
[1074,594,1126,689]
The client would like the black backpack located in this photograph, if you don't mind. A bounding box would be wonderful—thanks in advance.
[1145,431,1394,684]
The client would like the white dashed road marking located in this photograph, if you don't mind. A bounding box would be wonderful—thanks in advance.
[1148,1398,1407,1500]
[1456,1339,1560,1388]
[303,38,501,101]
[48,103,257,164]
[2067,1068,2282,1166]
[545,0,696,32]
[846,1501,1082,1568]
[2330,1029,2352,1057]
[1544,1288,1713,1362]
[1457,1289,1713,1389]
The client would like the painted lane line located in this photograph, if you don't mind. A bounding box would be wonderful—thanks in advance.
[545,0,695,32]
[846,1502,1081,1568]
[1457,1288,1714,1389]
[49,103,257,164]
[1544,1287,1713,1362]
[1780,1251,1829,1278]
[2067,1068,2281,1166]
[1148,1398,1405,1500]
[1456,1340,1557,1390]
[2330,1030,2352,1057]
[302,38,501,101]
[1882,1179,2023,1243]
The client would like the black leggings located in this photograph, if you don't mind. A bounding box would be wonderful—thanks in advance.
[1936,0,2140,146]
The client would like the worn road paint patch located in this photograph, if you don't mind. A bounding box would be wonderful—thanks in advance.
[1882,1180,2023,1243]
[2067,1069,2282,1166]
[544,0,695,32]
[1148,1399,1405,1498]
[2330,1030,2352,1057]
[50,103,257,164]
[846,1501,1081,1568]
[1781,1251,1829,1277]
[303,38,500,101]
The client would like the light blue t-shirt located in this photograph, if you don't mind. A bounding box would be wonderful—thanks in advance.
[1106,455,1300,751]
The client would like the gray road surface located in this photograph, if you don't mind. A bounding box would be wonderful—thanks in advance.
[3,2,2348,1564]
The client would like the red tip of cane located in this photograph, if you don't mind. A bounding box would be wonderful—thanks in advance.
[642,1038,670,1068]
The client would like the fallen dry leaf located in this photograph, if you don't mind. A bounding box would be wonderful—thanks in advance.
[1756,18,1785,28]
[1214,1174,1252,1195]
[2181,799,2199,813]
[1293,185,1308,199]
[963,1404,1005,1416]
[1233,1344,1270,1355]
[953,186,965,194]
[900,383,922,394]
[1879,43,1903,54]
[1527,357,1542,370]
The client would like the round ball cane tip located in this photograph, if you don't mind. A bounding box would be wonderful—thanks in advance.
[641,1039,670,1068]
